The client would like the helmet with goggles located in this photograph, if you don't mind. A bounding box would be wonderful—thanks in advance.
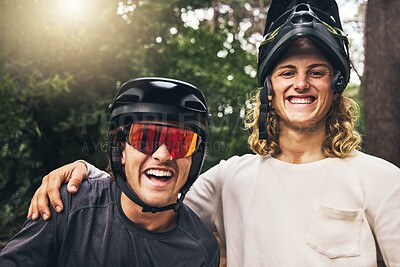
[257,1,350,92]
[108,77,209,213]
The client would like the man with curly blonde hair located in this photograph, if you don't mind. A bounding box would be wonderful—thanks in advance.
[26,0,400,266]
[245,57,362,159]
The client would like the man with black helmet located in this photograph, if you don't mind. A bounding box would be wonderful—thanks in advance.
[0,77,220,266]
[26,0,400,266]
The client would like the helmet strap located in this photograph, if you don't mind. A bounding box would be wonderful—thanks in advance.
[173,187,189,213]
[258,76,273,140]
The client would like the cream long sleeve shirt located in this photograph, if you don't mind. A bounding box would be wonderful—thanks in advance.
[185,151,400,267]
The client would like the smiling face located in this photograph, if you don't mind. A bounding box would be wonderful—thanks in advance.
[270,38,336,132]
[121,130,192,208]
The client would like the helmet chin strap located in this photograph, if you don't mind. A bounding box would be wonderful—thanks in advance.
[258,76,274,140]
[115,171,186,213]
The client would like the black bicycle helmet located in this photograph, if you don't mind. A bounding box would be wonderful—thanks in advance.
[108,77,209,213]
[257,0,350,139]
[258,0,350,90]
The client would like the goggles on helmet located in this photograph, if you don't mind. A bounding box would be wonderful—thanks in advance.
[123,123,201,159]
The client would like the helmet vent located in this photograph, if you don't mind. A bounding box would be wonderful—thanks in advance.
[292,14,313,24]
[295,3,310,12]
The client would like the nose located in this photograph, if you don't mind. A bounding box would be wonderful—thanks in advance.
[293,73,309,92]
[152,144,173,163]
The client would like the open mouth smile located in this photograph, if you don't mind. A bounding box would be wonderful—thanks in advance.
[145,169,174,182]
[288,96,316,104]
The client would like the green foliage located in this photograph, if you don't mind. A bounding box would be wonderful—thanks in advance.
[0,65,42,241]
[0,0,262,245]
[0,0,366,248]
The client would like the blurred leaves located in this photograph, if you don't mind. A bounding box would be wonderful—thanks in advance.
[0,0,365,247]
[0,0,262,242]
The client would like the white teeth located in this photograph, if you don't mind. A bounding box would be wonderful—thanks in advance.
[146,169,173,177]
[289,97,314,104]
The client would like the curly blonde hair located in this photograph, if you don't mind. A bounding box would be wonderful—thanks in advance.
[244,89,362,158]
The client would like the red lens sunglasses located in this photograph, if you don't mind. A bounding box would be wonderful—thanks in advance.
[123,123,201,159]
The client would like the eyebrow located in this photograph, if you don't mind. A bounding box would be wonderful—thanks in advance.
[276,63,331,70]
[308,63,331,69]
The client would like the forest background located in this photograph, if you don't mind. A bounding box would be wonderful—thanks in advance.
[1,0,399,248]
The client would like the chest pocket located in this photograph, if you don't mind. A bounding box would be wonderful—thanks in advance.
[305,204,363,259]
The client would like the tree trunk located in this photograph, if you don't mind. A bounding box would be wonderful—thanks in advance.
[364,0,400,167]
[210,0,218,33]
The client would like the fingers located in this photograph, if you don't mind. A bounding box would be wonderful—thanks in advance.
[67,179,81,193]
[47,161,88,211]
[46,168,66,213]
[29,161,89,220]
[29,175,52,220]
[66,161,87,194]
[27,190,38,219]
